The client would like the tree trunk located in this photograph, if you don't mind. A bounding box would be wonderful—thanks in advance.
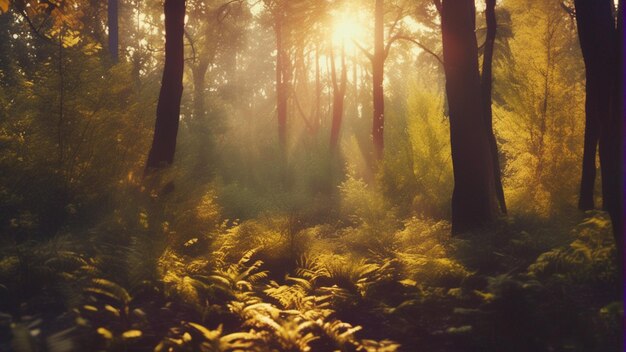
[575,0,623,249]
[578,100,600,210]
[441,0,497,234]
[575,0,614,211]
[481,0,507,214]
[275,17,288,150]
[612,0,626,248]
[330,45,347,153]
[615,0,623,251]
[601,0,623,261]
[192,58,209,121]
[314,45,321,133]
[145,0,186,172]
[107,0,119,62]
[372,0,385,161]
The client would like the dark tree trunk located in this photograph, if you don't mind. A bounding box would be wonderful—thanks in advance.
[330,45,347,153]
[600,0,623,248]
[441,0,497,234]
[145,0,186,172]
[107,0,118,62]
[578,100,601,210]
[616,0,624,245]
[481,0,507,215]
[574,0,622,247]
[575,0,614,211]
[372,0,385,161]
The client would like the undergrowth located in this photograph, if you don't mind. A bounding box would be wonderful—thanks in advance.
[0,181,621,352]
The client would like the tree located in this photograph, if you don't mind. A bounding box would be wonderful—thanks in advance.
[441,0,497,233]
[145,0,186,173]
[574,0,623,246]
[494,0,584,216]
[274,10,288,150]
[108,0,118,62]
[372,0,385,161]
[481,0,507,214]
[262,0,329,153]
[354,0,413,162]
[329,44,347,153]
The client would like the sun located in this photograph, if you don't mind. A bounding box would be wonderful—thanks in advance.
[331,9,369,49]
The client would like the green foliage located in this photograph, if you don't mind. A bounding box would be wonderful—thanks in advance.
[0,0,621,351]
[381,84,453,219]
[0,52,157,236]
[528,212,617,286]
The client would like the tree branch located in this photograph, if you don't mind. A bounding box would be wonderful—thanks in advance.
[291,88,315,132]
[386,34,444,66]
[560,1,576,19]
[352,39,373,61]
[17,8,53,42]
[432,0,442,16]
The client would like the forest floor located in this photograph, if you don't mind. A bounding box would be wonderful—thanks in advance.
[0,188,622,352]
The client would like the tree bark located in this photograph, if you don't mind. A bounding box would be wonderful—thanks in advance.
[315,45,321,134]
[616,0,624,251]
[372,0,385,161]
[145,0,186,172]
[330,45,347,153]
[275,16,288,150]
[575,0,614,211]
[108,0,119,62]
[481,0,507,214]
[617,0,623,226]
[441,0,497,234]
[192,58,209,121]
[578,99,600,210]
[575,0,623,248]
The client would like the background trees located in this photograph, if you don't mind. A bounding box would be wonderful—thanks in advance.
[0,0,618,237]
[0,1,621,351]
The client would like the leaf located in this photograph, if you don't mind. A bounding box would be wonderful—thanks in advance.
[97,327,113,340]
[121,330,142,340]
[85,279,131,305]
[104,305,120,317]
[446,325,472,334]
[398,279,417,287]
[473,290,495,302]
[186,322,221,341]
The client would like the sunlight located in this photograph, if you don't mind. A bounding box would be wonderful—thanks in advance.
[331,9,369,49]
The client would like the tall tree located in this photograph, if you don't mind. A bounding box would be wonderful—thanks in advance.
[372,0,385,160]
[330,44,347,153]
[355,0,413,162]
[574,0,623,246]
[481,0,507,214]
[275,13,288,150]
[441,0,497,233]
[107,0,118,62]
[263,0,329,151]
[145,0,186,172]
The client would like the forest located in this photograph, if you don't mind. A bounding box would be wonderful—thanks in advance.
[0,0,623,351]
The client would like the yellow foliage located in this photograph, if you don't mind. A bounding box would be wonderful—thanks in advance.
[121,330,143,340]
[495,0,585,216]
